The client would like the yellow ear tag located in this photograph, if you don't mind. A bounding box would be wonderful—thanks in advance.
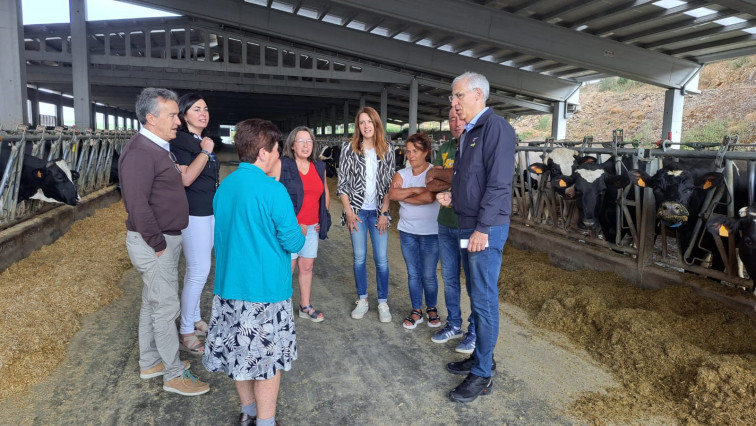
[36,170,43,178]
[534,166,543,174]
[558,179,567,188]
[718,224,729,237]
[703,180,712,190]
[637,178,646,187]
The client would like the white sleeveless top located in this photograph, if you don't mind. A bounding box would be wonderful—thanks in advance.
[361,148,378,210]
[397,164,439,235]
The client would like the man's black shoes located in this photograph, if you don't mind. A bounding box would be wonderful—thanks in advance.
[446,355,497,377]
[449,373,493,403]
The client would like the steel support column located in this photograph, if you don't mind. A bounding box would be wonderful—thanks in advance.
[661,88,684,143]
[70,0,92,130]
[0,0,28,129]
[343,100,349,137]
[551,101,567,141]
[409,78,418,136]
[380,87,388,137]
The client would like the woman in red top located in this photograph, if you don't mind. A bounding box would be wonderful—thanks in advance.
[273,126,331,322]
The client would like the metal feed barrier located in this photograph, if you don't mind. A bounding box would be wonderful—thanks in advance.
[0,126,133,227]
[512,132,756,289]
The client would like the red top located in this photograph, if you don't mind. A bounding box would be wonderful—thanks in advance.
[296,163,324,225]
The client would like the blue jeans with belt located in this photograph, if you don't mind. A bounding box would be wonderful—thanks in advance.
[459,224,509,378]
[350,209,389,302]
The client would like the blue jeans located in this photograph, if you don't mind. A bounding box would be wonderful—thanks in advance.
[350,209,389,302]
[459,224,509,378]
[438,224,474,332]
[399,231,439,309]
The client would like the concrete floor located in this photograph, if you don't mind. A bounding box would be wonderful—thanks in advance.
[0,151,618,425]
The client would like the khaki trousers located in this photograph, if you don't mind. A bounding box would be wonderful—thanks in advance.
[126,231,184,382]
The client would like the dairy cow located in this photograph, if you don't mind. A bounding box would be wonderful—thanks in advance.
[318,145,341,178]
[630,158,747,268]
[551,157,630,243]
[706,205,756,291]
[0,150,80,206]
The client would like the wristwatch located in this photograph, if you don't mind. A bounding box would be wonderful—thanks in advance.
[379,211,390,217]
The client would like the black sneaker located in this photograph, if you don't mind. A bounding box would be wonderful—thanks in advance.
[239,413,255,426]
[446,355,497,377]
[449,373,493,403]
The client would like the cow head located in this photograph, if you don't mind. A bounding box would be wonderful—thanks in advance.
[529,147,579,198]
[706,205,756,291]
[552,159,629,232]
[29,159,81,206]
[630,164,722,228]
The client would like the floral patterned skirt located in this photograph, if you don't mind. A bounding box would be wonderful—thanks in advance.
[202,295,297,380]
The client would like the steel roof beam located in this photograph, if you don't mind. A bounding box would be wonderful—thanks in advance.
[327,0,702,88]
[123,0,580,101]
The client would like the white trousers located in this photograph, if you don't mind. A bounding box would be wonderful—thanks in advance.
[180,215,214,334]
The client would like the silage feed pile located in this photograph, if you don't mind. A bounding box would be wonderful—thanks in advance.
[501,245,756,424]
[0,202,130,401]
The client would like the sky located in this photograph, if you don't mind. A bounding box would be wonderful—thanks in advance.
[22,0,179,25]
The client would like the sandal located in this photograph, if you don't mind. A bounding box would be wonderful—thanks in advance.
[179,334,205,355]
[299,305,324,323]
[194,320,209,337]
[402,309,424,330]
[426,307,442,328]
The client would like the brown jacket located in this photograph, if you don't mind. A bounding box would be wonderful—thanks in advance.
[119,133,189,252]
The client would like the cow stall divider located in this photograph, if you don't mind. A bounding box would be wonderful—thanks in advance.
[512,134,756,292]
[0,127,133,228]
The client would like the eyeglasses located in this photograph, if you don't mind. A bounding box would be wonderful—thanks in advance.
[295,139,314,145]
[448,89,473,103]
[168,151,182,175]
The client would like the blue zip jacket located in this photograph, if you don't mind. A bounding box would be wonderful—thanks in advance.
[451,108,516,233]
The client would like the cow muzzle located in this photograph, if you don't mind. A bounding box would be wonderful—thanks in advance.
[658,202,689,227]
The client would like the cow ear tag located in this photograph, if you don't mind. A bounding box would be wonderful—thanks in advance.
[718,224,729,237]
[637,177,646,187]
[703,179,713,190]
[36,170,43,179]
[558,179,567,188]
[533,166,543,174]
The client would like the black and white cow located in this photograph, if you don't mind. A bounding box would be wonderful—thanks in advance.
[551,157,630,243]
[0,152,80,206]
[528,147,581,198]
[706,205,756,291]
[394,146,406,169]
[630,158,747,268]
[318,145,341,178]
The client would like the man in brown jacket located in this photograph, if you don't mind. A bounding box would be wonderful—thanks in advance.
[119,87,209,396]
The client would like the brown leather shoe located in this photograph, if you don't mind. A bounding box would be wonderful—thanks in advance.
[162,370,210,396]
[139,360,190,379]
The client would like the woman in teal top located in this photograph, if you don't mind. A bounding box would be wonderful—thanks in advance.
[203,119,305,426]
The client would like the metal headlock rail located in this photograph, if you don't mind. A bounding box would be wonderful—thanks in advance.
[0,126,133,226]
[512,132,756,289]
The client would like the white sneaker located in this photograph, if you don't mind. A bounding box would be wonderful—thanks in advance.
[351,299,369,319]
[378,302,392,323]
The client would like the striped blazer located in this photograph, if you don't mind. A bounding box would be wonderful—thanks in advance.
[336,141,395,225]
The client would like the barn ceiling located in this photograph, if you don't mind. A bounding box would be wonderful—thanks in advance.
[23,0,756,128]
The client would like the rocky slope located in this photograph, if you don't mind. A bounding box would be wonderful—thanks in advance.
[513,56,756,145]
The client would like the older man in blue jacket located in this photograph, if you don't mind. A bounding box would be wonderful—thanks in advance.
[438,71,516,403]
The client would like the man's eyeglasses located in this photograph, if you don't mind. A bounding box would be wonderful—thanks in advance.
[448,89,473,103]
[295,139,314,145]
[169,151,182,175]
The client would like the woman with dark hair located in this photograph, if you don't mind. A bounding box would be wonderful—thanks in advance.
[169,93,219,354]
[388,133,441,330]
[337,106,395,322]
[273,126,331,322]
[203,118,305,426]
